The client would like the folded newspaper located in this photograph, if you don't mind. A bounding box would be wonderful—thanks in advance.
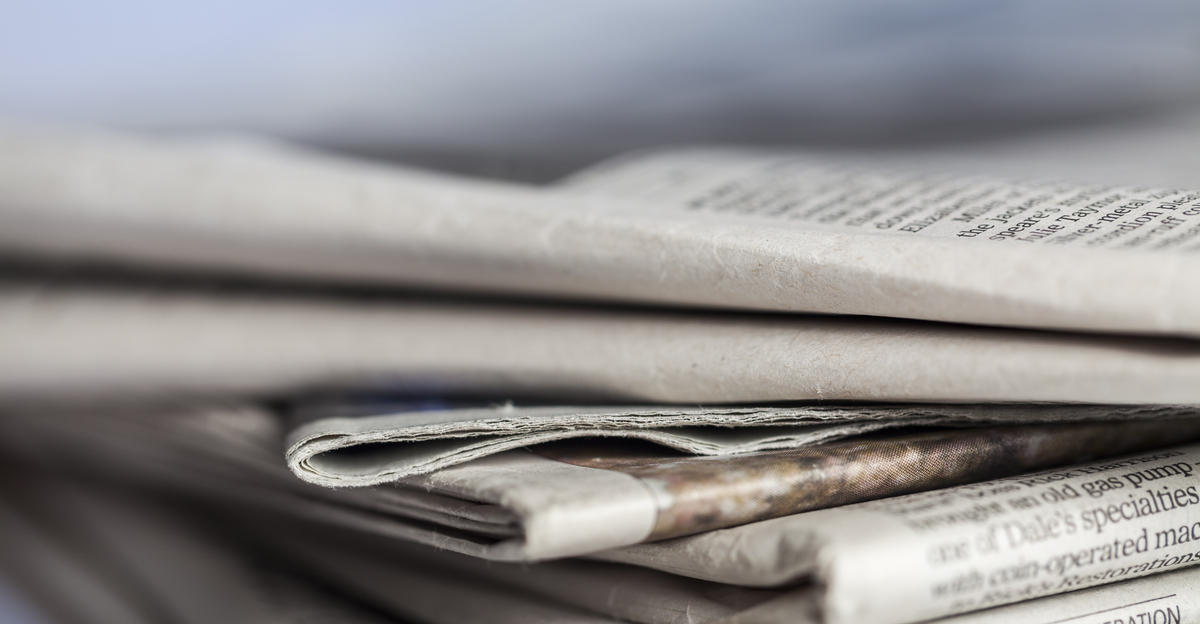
[285,401,1200,483]
[4,400,1200,562]
[5,278,1200,404]
[600,441,1200,624]
[8,121,1200,623]
[236,505,1200,624]
[2,123,1200,337]
[11,469,1200,624]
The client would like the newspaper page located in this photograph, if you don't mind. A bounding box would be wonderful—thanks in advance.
[4,400,1200,561]
[12,423,1200,624]
[2,124,1200,336]
[236,510,794,624]
[933,564,1200,624]
[287,404,923,482]
[8,402,1200,623]
[26,473,1200,624]
[387,418,1200,559]
[602,443,1200,624]
[229,497,1200,624]
[6,280,1200,405]
[286,402,1200,484]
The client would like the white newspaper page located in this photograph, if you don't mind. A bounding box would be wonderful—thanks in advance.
[6,399,1200,564]
[2,124,1200,335]
[603,443,1200,624]
[225,497,1200,624]
[933,564,1200,624]
[287,403,1200,484]
[5,281,1200,404]
[288,405,909,485]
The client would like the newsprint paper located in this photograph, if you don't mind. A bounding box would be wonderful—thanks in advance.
[2,124,1200,336]
[285,402,1200,483]
[225,503,1200,624]
[4,400,1200,563]
[602,442,1200,624]
[7,402,1200,622]
[11,469,1200,624]
[5,279,1200,404]
[7,465,1200,624]
[235,507,1200,624]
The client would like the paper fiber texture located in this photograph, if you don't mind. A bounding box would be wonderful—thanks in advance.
[5,400,1200,561]
[288,402,1192,485]
[7,280,1200,404]
[3,124,1200,336]
[603,443,1200,624]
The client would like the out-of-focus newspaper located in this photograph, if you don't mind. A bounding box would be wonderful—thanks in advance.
[2,124,1200,336]
[236,508,1200,624]
[0,471,397,624]
[5,279,1200,404]
[4,401,1200,564]
[11,466,1200,624]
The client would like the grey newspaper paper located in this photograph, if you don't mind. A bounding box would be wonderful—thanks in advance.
[4,401,1200,563]
[286,402,1200,484]
[10,466,1200,624]
[235,508,1200,624]
[4,280,1200,404]
[600,442,1200,624]
[15,472,1200,624]
[2,124,1200,336]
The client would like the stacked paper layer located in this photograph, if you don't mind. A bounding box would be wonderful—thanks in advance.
[2,123,1200,624]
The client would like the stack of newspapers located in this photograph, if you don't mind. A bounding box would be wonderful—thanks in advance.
[3,122,1200,624]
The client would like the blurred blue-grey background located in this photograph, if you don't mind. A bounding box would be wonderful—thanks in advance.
[2,0,1198,180]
